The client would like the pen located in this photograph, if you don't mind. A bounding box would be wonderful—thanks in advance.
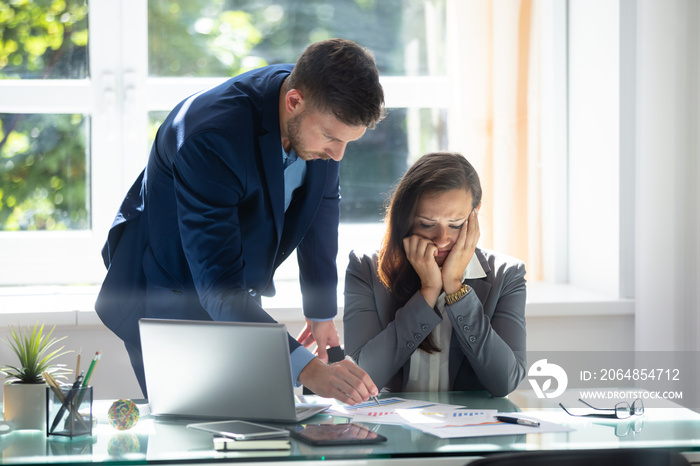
[43,372,90,432]
[495,415,540,427]
[50,373,84,433]
[344,355,381,407]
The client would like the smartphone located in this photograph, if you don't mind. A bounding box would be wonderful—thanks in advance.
[288,423,387,446]
[187,420,289,440]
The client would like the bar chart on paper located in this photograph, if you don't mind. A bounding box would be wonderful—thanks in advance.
[452,411,489,417]
[326,396,574,439]
[342,397,407,411]
[328,397,470,425]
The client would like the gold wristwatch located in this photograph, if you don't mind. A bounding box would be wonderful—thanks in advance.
[445,283,470,305]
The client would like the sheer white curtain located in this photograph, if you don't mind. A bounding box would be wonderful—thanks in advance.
[447,0,543,280]
[636,2,700,351]
[635,0,700,410]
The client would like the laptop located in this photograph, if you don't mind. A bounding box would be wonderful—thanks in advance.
[138,318,330,423]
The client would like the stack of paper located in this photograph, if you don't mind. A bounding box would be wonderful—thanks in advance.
[327,397,574,439]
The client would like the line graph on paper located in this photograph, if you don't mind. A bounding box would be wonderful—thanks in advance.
[342,397,406,411]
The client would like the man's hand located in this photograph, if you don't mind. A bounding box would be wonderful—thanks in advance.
[298,358,378,405]
[296,319,340,363]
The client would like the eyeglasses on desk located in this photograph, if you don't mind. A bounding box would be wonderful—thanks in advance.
[559,398,644,419]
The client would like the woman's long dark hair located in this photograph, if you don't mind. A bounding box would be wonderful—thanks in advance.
[378,152,482,353]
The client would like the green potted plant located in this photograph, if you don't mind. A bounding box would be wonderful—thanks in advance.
[1,323,71,431]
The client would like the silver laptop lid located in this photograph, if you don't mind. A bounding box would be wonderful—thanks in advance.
[139,319,299,422]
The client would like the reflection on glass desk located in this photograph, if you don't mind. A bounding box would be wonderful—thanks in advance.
[1,390,699,465]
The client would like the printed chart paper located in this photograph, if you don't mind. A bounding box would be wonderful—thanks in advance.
[327,398,574,438]
[326,397,463,424]
[352,404,484,425]
[409,411,574,439]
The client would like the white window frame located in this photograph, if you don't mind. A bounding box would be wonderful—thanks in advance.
[0,1,633,323]
[0,3,122,285]
[0,1,454,287]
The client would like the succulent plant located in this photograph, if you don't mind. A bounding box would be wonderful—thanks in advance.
[1,323,71,384]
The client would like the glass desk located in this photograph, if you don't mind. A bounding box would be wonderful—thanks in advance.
[1,390,700,465]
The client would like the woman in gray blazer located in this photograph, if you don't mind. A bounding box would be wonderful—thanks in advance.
[344,152,526,397]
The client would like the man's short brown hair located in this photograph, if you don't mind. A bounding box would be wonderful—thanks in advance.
[286,38,386,129]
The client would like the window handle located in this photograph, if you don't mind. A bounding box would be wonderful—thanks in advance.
[101,72,117,142]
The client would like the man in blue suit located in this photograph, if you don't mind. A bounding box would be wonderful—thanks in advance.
[95,39,385,404]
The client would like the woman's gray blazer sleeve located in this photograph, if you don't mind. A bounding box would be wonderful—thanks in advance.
[446,255,527,397]
[343,251,442,391]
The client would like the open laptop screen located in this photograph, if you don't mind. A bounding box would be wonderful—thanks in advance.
[139,319,301,422]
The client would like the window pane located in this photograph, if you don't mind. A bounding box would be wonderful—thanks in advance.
[148,0,446,77]
[0,0,89,79]
[340,108,447,222]
[0,113,89,230]
[149,107,447,224]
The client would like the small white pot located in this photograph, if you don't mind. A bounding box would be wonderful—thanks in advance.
[3,381,48,431]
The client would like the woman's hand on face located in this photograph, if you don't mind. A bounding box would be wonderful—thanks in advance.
[403,234,443,305]
[441,209,480,294]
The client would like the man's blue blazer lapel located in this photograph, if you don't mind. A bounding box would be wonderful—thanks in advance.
[258,131,284,243]
[258,82,285,243]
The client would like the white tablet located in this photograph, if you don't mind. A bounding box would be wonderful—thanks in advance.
[187,420,290,440]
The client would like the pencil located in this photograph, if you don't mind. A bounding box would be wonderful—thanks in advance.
[82,351,102,387]
[75,349,81,379]
[73,351,101,416]
[42,372,65,402]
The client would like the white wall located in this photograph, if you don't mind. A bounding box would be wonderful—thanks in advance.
[568,0,621,297]
[635,1,700,353]
[565,0,700,408]
[634,0,700,409]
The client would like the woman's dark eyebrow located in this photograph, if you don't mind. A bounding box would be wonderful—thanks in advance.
[416,215,467,223]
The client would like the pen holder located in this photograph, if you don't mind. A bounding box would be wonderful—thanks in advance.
[46,386,93,438]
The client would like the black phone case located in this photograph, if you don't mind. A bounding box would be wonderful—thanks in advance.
[288,423,387,446]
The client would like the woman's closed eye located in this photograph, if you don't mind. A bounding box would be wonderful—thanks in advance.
[418,223,463,230]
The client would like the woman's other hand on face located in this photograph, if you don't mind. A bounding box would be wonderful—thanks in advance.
[403,234,442,306]
[441,209,480,294]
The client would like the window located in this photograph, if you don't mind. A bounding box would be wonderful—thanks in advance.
[142,0,451,292]
[0,0,99,285]
[0,1,450,286]
[145,0,449,225]
[0,113,89,231]
[2,1,575,302]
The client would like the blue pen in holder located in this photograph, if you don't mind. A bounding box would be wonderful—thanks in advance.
[46,385,93,438]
